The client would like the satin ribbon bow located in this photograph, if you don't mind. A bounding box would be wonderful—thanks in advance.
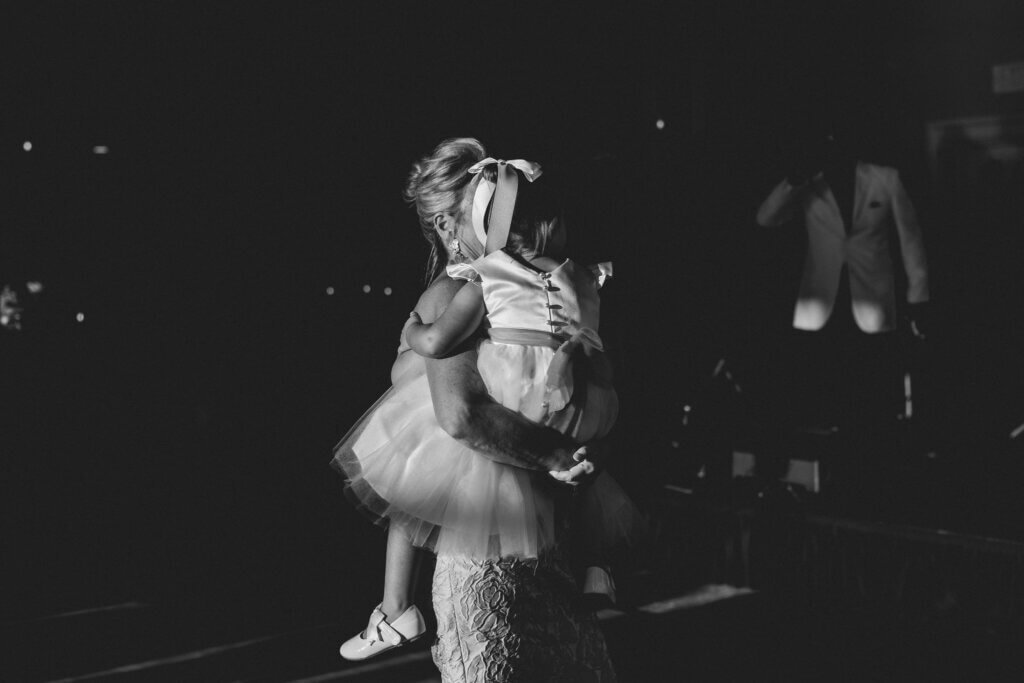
[445,261,480,283]
[467,158,544,182]
[544,326,605,413]
[467,157,543,255]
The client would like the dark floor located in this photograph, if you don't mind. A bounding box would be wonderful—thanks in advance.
[5,575,1023,683]
[5,339,1024,682]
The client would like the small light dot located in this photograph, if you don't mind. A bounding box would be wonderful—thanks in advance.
[325,286,335,296]
[362,284,371,294]
[22,141,32,151]
[26,281,43,294]
[92,145,109,155]
[75,312,85,322]
[383,286,393,296]
[670,440,680,449]
[655,119,665,130]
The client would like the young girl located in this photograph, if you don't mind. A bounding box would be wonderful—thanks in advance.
[406,158,619,446]
[333,156,637,662]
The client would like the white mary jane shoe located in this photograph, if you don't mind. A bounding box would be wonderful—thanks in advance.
[339,604,426,661]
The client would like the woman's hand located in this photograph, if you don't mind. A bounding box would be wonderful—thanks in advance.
[574,440,611,470]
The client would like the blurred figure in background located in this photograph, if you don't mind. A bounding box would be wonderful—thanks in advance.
[754,121,931,502]
[756,125,930,429]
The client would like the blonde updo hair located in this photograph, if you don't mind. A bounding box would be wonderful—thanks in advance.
[403,137,489,283]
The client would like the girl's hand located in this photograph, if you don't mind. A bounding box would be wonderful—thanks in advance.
[402,310,424,342]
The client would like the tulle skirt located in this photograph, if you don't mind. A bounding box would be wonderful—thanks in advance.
[331,373,558,561]
[479,340,639,557]
[477,340,619,444]
[574,471,644,562]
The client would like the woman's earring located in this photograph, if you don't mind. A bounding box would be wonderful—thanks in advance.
[450,238,463,258]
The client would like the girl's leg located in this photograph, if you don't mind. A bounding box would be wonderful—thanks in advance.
[380,524,421,622]
[339,523,427,660]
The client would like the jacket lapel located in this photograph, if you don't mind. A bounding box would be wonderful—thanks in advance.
[851,162,871,232]
[810,176,846,237]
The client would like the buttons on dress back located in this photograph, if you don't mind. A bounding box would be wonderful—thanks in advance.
[539,272,559,291]
[540,269,565,333]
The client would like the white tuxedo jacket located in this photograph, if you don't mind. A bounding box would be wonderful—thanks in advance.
[756,162,929,333]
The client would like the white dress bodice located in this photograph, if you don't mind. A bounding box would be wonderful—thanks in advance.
[469,250,603,339]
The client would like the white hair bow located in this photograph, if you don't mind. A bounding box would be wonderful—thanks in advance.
[466,158,543,255]
[467,158,543,182]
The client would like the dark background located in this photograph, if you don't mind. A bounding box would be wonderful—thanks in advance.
[2,0,1023,630]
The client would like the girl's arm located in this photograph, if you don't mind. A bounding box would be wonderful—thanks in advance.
[404,282,486,358]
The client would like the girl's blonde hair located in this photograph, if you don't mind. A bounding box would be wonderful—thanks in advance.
[504,168,564,258]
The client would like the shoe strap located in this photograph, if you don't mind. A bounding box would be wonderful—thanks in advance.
[374,616,404,646]
[366,608,405,646]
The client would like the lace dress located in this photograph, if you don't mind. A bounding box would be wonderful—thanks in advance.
[431,531,617,682]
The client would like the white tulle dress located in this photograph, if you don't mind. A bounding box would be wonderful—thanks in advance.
[332,250,636,561]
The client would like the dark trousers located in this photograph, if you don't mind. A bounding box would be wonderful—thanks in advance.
[783,324,900,432]
[773,272,902,432]
[752,275,905,509]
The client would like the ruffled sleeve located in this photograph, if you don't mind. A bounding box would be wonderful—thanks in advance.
[587,261,613,289]
[445,260,481,284]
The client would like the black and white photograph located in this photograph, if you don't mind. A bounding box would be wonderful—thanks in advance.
[3,2,1024,681]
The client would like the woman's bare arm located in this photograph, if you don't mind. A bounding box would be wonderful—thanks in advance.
[427,348,578,471]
